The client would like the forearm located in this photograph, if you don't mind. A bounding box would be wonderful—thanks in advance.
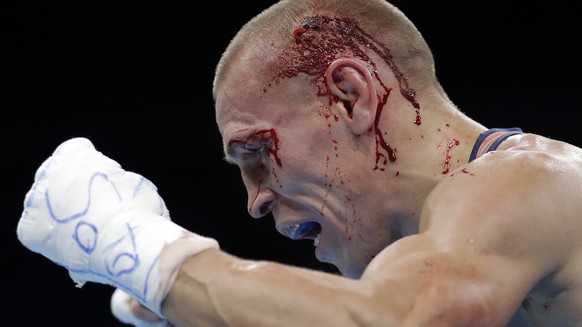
[162,245,525,327]
[162,248,393,327]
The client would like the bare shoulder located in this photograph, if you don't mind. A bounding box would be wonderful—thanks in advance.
[501,132,582,166]
[362,133,582,325]
[365,133,582,273]
[420,132,582,262]
[423,132,582,324]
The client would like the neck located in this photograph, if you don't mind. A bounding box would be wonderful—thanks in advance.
[375,93,487,236]
[390,93,486,175]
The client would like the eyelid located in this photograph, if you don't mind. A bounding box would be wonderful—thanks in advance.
[225,140,271,165]
[242,142,267,152]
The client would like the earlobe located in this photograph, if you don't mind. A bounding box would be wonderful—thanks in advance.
[325,58,378,135]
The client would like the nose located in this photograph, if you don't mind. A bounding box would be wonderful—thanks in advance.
[248,185,277,219]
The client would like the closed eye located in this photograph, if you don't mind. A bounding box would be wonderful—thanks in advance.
[224,129,277,166]
[225,140,272,166]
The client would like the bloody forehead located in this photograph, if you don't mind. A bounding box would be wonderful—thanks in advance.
[272,15,371,97]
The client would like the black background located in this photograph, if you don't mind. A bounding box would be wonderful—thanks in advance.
[2,1,580,325]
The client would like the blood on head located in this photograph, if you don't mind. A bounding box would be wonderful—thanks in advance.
[268,15,421,170]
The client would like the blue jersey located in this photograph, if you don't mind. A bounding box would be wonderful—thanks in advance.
[469,128,523,162]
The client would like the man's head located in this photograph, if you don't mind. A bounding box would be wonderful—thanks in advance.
[213,0,450,278]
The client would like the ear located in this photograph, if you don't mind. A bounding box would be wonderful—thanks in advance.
[325,58,378,135]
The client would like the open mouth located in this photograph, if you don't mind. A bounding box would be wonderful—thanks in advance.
[284,221,322,246]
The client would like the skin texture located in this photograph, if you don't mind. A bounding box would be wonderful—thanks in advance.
[129,0,582,326]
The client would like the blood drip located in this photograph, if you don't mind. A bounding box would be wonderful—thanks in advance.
[268,15,421,170]
[442,139,460,174]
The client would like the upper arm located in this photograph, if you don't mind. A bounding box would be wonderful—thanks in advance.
[362,235,537,327]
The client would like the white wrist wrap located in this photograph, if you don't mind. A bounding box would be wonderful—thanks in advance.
[17,137,219,317]
[111,288,170,327]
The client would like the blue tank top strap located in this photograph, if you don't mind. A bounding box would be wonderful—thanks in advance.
[469,127,523,162]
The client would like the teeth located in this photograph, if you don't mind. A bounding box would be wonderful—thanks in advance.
[314,234,321,247]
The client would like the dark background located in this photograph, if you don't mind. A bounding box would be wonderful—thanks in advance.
[2,1,580,325]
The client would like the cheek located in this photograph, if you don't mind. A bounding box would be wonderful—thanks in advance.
[334,190,392,244]
[273,112,368,203]
[276,103,358,176]
[274,138,330,183]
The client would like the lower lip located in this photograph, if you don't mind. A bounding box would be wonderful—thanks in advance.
[314,234,332,264]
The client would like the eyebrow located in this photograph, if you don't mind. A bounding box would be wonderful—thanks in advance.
[223,131,271,165]
[223,129,282,167]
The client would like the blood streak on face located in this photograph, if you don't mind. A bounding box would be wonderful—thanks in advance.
[268,15,421,170]
[257,129,283,168]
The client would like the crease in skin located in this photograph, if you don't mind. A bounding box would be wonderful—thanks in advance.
[177,266,232,327]
[204,281,232,327]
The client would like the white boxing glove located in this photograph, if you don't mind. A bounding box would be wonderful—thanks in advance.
[17,137,219,318]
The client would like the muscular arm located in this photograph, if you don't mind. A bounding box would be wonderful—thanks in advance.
[163,142,578,327]
[163,234,535,327]
[164,248,390,326]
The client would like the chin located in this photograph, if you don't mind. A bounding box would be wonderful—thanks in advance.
[337,263,365,279]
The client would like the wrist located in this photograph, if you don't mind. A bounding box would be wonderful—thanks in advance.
[69,210,218,317]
